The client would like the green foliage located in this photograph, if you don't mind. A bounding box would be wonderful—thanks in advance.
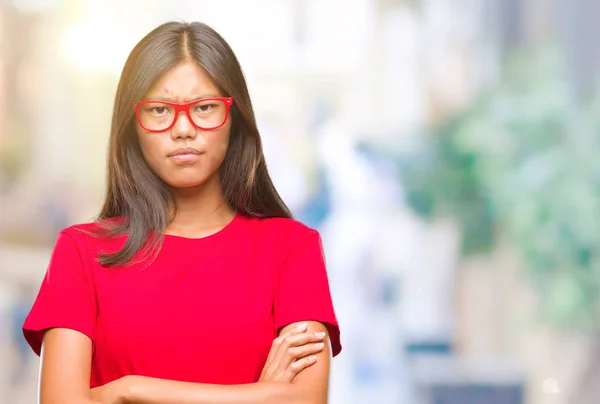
[399,52,600,329]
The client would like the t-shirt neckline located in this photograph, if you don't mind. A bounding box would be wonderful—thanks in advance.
[163,211,242,243]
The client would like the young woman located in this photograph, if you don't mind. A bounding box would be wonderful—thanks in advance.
[22,21,341,404]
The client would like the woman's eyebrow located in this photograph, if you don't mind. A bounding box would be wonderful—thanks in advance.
[143,94,222,102]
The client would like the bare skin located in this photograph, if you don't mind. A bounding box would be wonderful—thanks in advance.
[41,322,331,404]
[38,61,333,404]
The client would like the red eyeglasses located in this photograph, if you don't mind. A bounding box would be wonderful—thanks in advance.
[133,97,234,132]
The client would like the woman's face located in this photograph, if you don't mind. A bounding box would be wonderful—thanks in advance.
[135,61,232,189]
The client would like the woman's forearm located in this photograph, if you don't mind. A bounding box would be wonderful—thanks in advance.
[124,376,311,404]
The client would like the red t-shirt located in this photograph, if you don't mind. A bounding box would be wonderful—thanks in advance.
[22,212,341,387]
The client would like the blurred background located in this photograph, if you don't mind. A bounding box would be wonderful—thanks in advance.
[1,0,600,403]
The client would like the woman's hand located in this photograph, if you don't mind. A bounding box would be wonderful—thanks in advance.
[91,375,134,404]
[259,322,326,383]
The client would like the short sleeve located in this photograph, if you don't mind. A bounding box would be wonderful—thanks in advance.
[274,229,341,357]
[22,230,97,356]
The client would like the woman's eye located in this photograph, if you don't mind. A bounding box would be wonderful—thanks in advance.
[195,104,216,113]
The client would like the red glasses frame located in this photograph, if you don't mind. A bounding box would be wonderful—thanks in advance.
[133,97,234,132]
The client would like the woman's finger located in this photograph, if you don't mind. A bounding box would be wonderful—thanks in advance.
[285,355,318,380]
[270,331,326,374]
[261,323,308,379]
[286,342,324,360]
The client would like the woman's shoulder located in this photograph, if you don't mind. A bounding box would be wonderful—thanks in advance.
[245,215,320,244]
[251,215,314,233]
[57,217,126,246]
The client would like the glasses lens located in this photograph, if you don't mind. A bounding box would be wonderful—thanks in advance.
[138,102,175,131]
[189,99,227,129]
[137,100,228,131]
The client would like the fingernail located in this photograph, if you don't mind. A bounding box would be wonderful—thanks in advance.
[308,356,317,361]
[314,343,324,349]
[315,332,326,338]
[296,323,308,331]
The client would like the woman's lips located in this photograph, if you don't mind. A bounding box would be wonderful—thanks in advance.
[167,147,202,163]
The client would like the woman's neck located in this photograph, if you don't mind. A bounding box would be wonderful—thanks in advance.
[166,177,236,238]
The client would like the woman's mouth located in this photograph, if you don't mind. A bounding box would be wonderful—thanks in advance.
[168,147,203,163]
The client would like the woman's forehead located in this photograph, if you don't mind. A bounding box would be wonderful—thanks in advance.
[146,61,221,99]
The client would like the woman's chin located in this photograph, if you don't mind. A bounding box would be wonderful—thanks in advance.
[167,179,207,190]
